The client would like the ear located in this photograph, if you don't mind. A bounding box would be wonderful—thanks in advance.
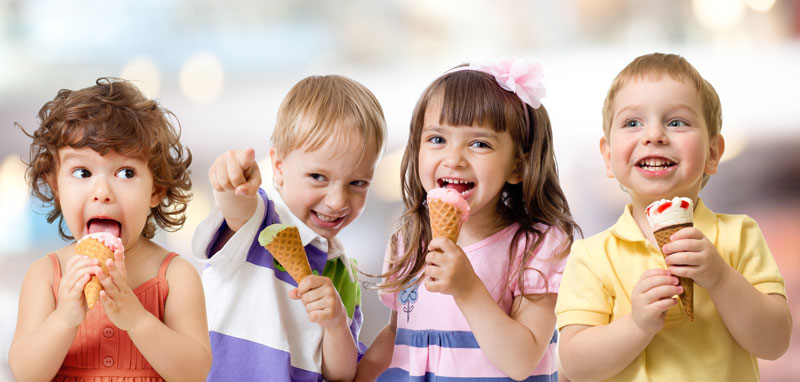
[506,158,523,185]
[599,136,615,178]
[704,134,725,176]
[269,147,284,187]
[150,184,166,208]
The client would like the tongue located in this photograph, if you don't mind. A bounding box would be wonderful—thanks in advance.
[88,219,121,238]
[445,183,470,194]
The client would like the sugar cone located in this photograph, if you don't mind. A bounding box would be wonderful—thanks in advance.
[76,237,113,309]
[654,223,694,321]
[264,226,312,283]
[428,198,465,243]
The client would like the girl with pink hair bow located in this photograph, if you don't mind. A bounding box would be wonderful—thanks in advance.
[356,58,581,381]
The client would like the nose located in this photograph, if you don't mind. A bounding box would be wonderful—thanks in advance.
[91,176,115,204]
[642,124,668,145]
[325,186,348,212]
[443,146,467,168]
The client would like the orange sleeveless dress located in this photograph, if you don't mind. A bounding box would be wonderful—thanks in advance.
[48,252,177,382]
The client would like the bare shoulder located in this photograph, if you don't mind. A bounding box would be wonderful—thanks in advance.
[164,255,202,282]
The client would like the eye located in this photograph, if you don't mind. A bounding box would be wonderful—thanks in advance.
[624,120,642,128]
[350,180,369,187]
[667,119,688,127]
[71,168,91,178]
[470,140,491,149]
[427,135,445,144]
[310,173,327,182]
[116,168,135,179]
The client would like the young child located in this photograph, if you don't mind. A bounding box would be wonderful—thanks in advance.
[355,58,580,382]
[556,53,792,381]
[9,78,211,381]
[191,74,386,382]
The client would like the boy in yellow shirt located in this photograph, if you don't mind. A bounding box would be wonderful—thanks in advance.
[555,53,792,381]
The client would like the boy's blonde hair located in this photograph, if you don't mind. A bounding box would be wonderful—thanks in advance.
[271,75,386,158]
[602,53,722,140]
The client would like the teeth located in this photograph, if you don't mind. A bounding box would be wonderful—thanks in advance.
[638,158,674,168]
[316,212,339,222]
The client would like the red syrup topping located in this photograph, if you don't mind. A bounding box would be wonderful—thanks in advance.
[680,200,690,209]
[657,201,673,214]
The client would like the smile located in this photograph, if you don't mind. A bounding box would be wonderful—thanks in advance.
[437,177,475,197]
[636,157,676,171]
[312,211,345,227]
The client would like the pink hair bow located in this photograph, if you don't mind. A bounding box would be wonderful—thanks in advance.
[463,57,546,109]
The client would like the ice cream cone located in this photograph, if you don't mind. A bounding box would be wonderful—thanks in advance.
[259,224,312,283]
[654,223,694,321]
[428,198,465,243]
[76,236,115,309]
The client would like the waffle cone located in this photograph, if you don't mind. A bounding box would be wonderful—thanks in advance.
[655,223,694,321]
[428,198,465,243]
[264,226,312,283]
[76,237,113,309]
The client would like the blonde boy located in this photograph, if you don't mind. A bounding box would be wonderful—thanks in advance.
[556,53,792,381]
[192,75,386,382]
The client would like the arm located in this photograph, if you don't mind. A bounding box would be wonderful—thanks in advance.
[664,227,792,359]
[558,269,682,381]
[9,255,100,381]
[208,148,262,252]
[425,238,559,380]
[291,275,358,382]
[99,253,212,381]
[355,311,397,382]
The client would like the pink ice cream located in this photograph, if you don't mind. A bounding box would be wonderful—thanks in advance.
[427,188,470,221]
[645,197,693,230]
[78,232,123,253]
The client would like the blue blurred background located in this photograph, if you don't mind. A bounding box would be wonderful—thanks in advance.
[1,0,798,380]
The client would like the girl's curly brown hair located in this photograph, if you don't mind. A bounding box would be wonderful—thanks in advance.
[19,77,193,240]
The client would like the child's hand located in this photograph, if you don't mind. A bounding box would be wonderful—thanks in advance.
[55,255,101,327]
[424,237,479,297]
[289,275,347,329]
[96,248,149,331]
[209,148,261,197]
[631,269,682,335]
[662,227,726,289]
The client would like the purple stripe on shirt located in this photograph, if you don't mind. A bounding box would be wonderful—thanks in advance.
[208,331,322,382]
[377,368,557,382]
[350,304,368,361]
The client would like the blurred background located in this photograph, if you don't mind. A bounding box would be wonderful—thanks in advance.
[1,0,798,380]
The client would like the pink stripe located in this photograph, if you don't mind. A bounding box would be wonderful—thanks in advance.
[389,343,558,378]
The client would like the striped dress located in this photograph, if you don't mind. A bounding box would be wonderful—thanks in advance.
[191,187,364,382]
[378,223,566,382]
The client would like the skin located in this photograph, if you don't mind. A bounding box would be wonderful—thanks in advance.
[9,147,211,381]
[356,97,557,381]
[558,76,792,381]
[208,142,378,382]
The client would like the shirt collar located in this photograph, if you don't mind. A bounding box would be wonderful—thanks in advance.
[610,197,718,244]
[265,184,354,281]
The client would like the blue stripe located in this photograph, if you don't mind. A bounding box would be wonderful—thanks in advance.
[395,328,480,348]
[208,331,321,382]
[377,368,557,382]
[395,329,558,349]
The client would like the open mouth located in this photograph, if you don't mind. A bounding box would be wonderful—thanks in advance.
[438,177,475,197]
[636,157,676,171]
[86,218,122,238]
[312,211,345,227]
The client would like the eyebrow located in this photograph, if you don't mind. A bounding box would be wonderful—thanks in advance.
[422,125,499,139]
[614,103,700,121]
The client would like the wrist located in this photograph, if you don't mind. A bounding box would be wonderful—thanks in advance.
[627,313,658,342]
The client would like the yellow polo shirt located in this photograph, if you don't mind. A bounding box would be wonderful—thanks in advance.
[555,199,786,382]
